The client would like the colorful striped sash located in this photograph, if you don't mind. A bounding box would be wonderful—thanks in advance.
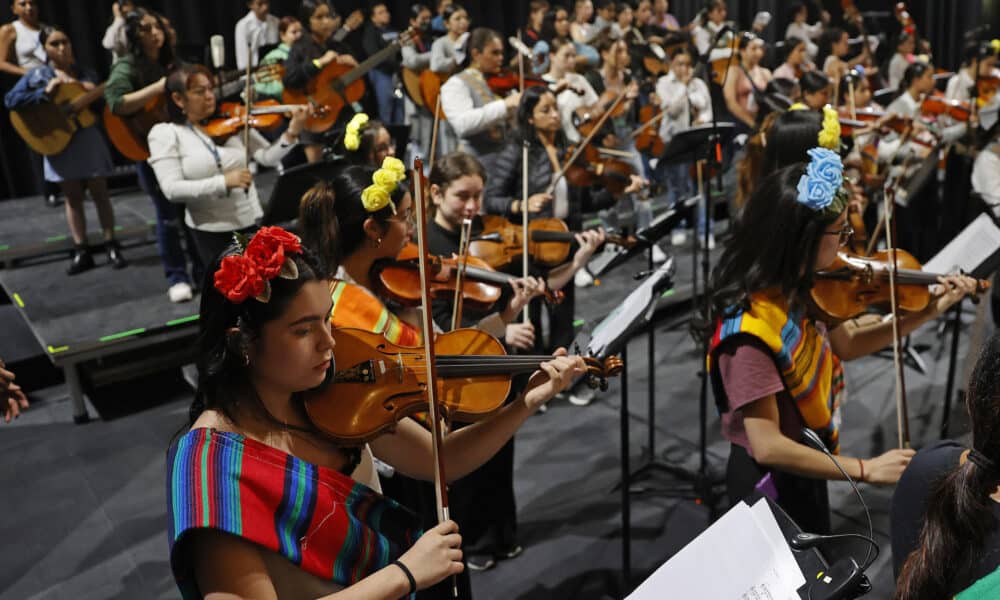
[329,279,422,346]
[167,428,420,598]
[707,290,844,453]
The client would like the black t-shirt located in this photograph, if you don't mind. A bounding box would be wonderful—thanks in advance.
[890,440,1000,592]
[426,216,514,332]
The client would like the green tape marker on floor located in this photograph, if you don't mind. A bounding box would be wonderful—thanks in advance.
[0,244,9,251]
[12,293,24,308]
[47,345,69,354]
[573,318,586,328]
[660,289,675,298]
[166,315,199,327]
[45,234,68,243]
[99,327,146,342]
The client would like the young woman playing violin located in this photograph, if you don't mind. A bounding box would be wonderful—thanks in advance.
[167,227,583,599]
[716,124,979,535]
[147,64,308,267]
[281,0,358,164]
[772,36,809,83]
[337,112,396,167]
[542,36,601,145]
[945,41,1000,113]
[487,87,642,403]
[439,27,522,175]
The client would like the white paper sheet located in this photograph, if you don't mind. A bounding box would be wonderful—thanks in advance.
[627,501,806,600]
[923,213,1000,277]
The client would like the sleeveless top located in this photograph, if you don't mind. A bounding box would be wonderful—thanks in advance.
[12,20,45,71]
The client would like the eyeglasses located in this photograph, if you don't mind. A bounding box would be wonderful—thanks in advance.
[825,224,854,246]
[387,206,415,225]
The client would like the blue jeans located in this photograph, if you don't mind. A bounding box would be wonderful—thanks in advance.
[135,161,203,286]
[368,70,403,125]
[658,161,709,236]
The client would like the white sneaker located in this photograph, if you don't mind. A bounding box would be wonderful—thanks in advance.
[574,269,594,288]
[568,387,596,406]
[651,244,668,263]
[168,282,194,303]
[670,230,688,246]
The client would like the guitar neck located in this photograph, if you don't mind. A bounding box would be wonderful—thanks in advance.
[75,83,107,109]
[334,37,405,88]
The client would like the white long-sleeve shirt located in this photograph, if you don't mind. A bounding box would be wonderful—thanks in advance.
[101,16,128,63]
[234,11,280,70]
[439,69,507,139]
[656,72,712,142]
[147,123,292,231]
[430,33,468,74]
[785,21,823,59]
[972,145,1000,216]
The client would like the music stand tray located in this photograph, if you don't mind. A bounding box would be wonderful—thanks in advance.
[658,122,737,165]
[261,159,346,226]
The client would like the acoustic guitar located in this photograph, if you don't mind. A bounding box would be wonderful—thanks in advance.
[9,81,106,156]
[283,28,415,132]
[102,64,282,161]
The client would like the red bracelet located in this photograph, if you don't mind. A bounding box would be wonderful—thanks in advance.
[857,458,865,482]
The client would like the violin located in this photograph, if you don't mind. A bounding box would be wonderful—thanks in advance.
[634,103,666,157]
[486,70,549,96]
[563,145,637,196]
[371,242,564,309]
[811,249,990,321]
[202,100,311,139]
[470,214,637,268]
[302,327,623,444]
[921,94,973,122]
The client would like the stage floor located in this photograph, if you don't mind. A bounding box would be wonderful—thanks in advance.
[0,228,985,599]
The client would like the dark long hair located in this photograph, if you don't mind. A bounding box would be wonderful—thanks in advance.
[900,60,931,92]
[703,163,838,338]
[298,166,409,274]
[816,26,844,68]
[895,333,1000,599]
[760,109,823,176]
[124,8,174,67]
[164,63,214,123]
[298,0,334,33]
[336,116,389,166]
[516,85,567,147]
[190,239,328,428]
[799,69,830,96]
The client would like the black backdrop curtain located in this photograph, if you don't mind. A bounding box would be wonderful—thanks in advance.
[0,0,989,199]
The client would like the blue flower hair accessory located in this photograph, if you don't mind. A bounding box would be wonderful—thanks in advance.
[796,147,848,216]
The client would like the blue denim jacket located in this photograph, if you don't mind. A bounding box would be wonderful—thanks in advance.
[3,64,56,110]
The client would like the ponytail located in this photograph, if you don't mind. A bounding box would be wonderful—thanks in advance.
[895,333,1000,599]
[299,181,341,275]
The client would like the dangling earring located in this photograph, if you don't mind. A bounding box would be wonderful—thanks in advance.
[242,352,250,366]
[376,237,383,247]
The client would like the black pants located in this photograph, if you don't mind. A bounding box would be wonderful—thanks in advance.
[189,225,258,276]
[726,443,831,535]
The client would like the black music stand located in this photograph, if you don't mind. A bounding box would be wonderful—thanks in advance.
[656,122,736,508]
[583,258,675,588]
[261,158,346,226]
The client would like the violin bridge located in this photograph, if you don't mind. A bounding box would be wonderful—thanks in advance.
[332,361,377,384]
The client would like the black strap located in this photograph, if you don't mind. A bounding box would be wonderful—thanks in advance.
[393,559,417,595]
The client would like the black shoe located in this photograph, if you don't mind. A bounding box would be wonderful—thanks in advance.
[466,554,496,572]
[496,545,523,560]
[67,247,95,275]
[105,240,127,269]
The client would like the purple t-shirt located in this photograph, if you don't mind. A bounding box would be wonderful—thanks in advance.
[716,337,806,457]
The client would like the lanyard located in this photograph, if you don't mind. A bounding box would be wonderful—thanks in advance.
[186,124,224,172]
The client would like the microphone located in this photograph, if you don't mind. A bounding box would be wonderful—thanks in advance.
[798,428,877,600]
[210,34,225,69]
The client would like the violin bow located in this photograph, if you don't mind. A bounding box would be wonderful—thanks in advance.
[882,173,911,448]
[546,85,629,196]
[451,218,473,331]
[412,157,457,596]
[518,30,531,324]
[429,93,443,173]
[242,34,254,196]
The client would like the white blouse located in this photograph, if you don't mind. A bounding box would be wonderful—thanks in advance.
[147,123,293,232]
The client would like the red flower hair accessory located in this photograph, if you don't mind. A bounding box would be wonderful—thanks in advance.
[214,226,303,304]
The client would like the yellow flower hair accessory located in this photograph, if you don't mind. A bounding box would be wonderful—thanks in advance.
[788,102,809,111]
[991,39,1000,55]
[818,105,841,150]
[344,112,369,151]
[360,157,408,214]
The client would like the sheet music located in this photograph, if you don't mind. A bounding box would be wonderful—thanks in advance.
[923,213,1000,278]
[586,258,674,359]
[627,500,805,600]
